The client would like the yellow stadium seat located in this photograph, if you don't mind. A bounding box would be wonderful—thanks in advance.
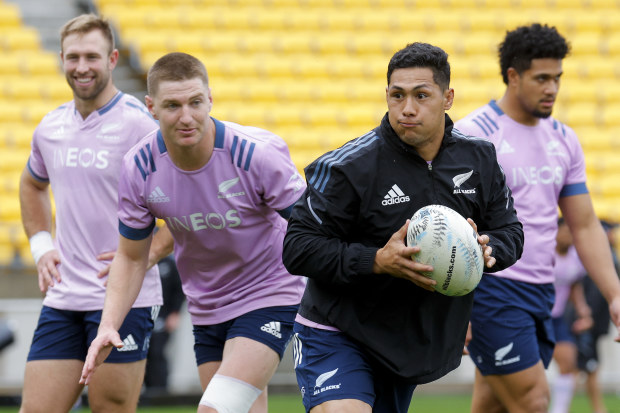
[559,80,599,104]
[584,57,620,79]
[40,79,73,101]
[577,127,620,151]
[272,33,315,54]
[337,11,380,33]
[589,175,620,198]
[0,195,20,222]
[591,197,620,223]
[598,81,620,104]
[0,27,40,51]
[570,33,603,56]
[600,104,620,127]
[585,152,620,175]
[605,34,620,57]
[557,103,600,128]
[0,123,35,149]
[0,3,21,27]
[0,148,29,173]
[0,171,21,195]
[280,10,323,31]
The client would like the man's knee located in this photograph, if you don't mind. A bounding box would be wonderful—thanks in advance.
[199,374,262,413]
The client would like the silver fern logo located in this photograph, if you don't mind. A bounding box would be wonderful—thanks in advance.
[494,342,520,366]
[313,368,341,395]
[453,170,476,195]
[453,170,473,187]
[217,177,246,199]
[494,342,513,361]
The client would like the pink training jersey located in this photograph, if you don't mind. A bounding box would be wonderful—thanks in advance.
[27,92,162,311]
[551,246,587,318]
[118,118,307,325]
[455,100,588,284]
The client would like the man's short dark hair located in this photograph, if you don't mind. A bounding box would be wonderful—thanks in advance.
[387,42,451,90]
[499,23,570,84]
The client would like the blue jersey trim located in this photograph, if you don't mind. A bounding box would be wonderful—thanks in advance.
[230,135,239,163]
[472,118,491,136]
[213,117,225,149]
[26,159,49,183]
[309,131,378,193]
[125,100,153,118]
[237,139,247,168]
[156,130,167,153]
[277,201,297,220]
[489,100,504,115]
[244,142,256,171]
[119,220,156,240]
[552,120,567,137]
[134,154,147,180]
[559,182,588,198]
[98,92,123,115]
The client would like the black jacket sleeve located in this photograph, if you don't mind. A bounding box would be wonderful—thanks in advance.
[283,167,378,286]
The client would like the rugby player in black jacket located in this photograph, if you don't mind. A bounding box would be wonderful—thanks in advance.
[282,42,524,413]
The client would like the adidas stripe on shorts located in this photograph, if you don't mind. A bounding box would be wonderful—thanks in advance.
[27,305,157,362]
[192,305,298,365]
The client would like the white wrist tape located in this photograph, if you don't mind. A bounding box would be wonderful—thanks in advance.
[29,231,55,264]
[199,374,262,413]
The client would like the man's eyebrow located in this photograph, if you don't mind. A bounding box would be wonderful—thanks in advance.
[389,83,432,91]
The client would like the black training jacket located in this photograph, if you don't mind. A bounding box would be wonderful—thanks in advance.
[282,113,524,384]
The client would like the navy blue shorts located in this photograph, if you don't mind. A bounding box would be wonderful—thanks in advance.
[552,316,576,344]
[467,275,555,375]
[27,305,158,363]
[292,323,416,413]
[192,305,298,365]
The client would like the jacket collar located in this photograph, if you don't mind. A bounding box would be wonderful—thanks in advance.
[378,113,456,156]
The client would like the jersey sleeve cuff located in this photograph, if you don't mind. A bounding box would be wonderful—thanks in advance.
[27,159,49,183]
[119,219,156,240]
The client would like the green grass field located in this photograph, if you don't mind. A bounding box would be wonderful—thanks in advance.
[2,392,619,412]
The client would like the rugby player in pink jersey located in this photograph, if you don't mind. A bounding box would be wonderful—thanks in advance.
[455,23,620,413]
[19,14,166,413]
[80,52,306,413]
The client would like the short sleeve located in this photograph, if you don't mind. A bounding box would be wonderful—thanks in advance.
[258,135,306,211]
[117,153,156,240]
[27,127,49,182]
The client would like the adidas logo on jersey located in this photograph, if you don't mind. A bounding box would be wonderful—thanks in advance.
[382,184,410,206]
[497,140,515,155]
[117,334,139,352]
[260,321,282,339]
[147,186,170,203]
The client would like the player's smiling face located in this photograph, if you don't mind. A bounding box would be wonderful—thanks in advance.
[386,67,453,151]
[146,77,213,150]
[61,29,116,102]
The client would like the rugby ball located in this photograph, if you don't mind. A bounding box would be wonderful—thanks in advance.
[406,204,483,296]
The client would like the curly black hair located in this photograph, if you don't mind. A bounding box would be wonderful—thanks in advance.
[387,42,450,90]
[499,23,570,84]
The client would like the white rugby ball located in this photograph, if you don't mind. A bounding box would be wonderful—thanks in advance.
[406,204,483,296]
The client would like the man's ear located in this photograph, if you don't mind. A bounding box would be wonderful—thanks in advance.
[145,95,157,120]
[444,88,454,111]
[506,67,520,87]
